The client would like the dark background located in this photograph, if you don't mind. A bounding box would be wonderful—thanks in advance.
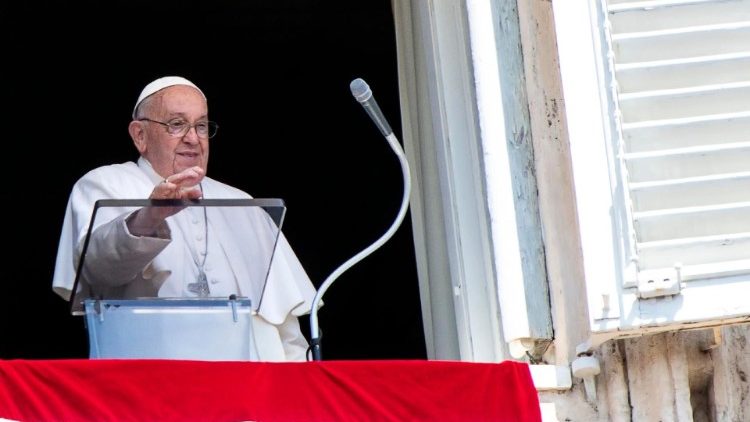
[2,1,425,360]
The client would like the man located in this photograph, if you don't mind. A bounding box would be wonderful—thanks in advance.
[52,76,316,361]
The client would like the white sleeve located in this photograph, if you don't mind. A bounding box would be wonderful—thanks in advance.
[83,214,170,288]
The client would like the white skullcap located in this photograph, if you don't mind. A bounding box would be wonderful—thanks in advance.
[132,76,206,119]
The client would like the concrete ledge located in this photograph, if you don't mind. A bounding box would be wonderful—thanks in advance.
[529,364,572,391]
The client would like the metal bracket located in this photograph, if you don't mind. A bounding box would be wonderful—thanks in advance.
[637,264,682,299]
[572,355,600,403]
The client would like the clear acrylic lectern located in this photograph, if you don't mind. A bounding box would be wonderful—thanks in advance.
[69,198,286,361]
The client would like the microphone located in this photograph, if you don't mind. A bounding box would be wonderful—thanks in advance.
[309,78,412,361]
[349,78,393,137]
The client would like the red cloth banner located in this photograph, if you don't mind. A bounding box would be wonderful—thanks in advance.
[0,359,540,422]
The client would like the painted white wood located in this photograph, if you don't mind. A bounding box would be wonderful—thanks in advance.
[529,364,573,391]
[621,274,750,329]
[430,0,509,362]
[629,171,750,211]
[465,0,529,345]
[466,0,552,348]
[552,0,626,326]
[609,0,750,286]
[616,52,750,92]
[552,0,750,338]
[637,235,750,270]
[394,0,750,417]
[622,111,750,151]
[392,0,509,362]
[626,144,750,182]
[393,0,555,362]
[634,202,750,241]
[608,0,719,10]
[392,0,462,361]
[610,0,750,33]
[619,82,750,122]
[613,23,750,63]
[516,0,594,364]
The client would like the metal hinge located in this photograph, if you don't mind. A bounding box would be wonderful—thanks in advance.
[637,264,682,299]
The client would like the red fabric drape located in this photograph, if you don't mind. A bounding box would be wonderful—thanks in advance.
[0,359,540,422]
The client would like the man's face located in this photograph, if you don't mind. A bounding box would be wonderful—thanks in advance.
[132,85,210,179]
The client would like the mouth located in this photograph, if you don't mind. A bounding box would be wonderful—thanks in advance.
[176,151,200,159]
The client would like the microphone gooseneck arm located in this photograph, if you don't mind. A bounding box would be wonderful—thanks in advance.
[309,78,411,361]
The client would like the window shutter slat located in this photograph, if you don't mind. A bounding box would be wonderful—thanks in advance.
[606,0,750,284]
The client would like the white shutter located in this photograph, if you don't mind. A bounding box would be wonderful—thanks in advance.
[606,0,750,294]
[554,0,750,343]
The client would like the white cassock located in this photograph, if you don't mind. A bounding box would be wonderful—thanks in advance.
[52,157,317,361]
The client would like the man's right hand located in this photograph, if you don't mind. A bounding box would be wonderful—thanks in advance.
[127,166,206,237]
[151,166,205,200]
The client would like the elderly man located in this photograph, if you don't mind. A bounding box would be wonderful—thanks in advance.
[52,76,316,361]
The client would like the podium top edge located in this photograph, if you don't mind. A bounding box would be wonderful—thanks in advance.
[94,198,285,208]
[83,298,253,307]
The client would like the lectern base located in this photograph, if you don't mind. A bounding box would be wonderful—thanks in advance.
[84,298,258,361]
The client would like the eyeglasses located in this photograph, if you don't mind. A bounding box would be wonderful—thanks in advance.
[139,118,219,139]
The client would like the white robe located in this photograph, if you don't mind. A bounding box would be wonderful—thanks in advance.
[52,157,317,361]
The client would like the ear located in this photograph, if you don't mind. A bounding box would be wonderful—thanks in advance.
[129,120,147,154]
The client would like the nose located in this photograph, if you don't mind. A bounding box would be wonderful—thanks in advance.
[181,126,201,144]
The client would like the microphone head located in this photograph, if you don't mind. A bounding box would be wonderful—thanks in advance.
[350,78,372,103]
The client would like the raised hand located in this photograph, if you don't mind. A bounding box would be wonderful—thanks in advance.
[150,166,205,200]
[127,166,206,237]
